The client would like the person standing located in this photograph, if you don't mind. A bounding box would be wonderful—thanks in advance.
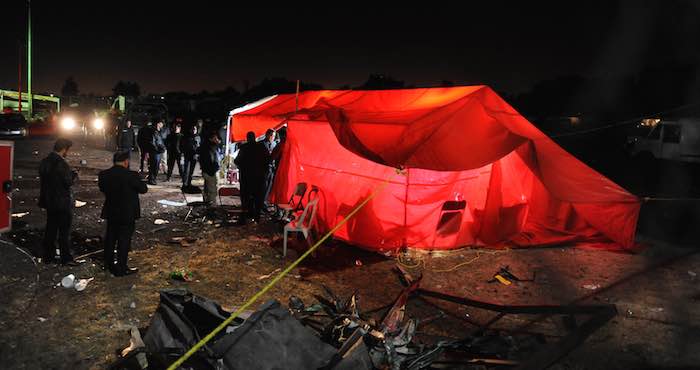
[181,125,200,190]
[199,132,223,205]
[136,121,153,174]
[147,121,166,185]
[99,151,148,276]
[263,129,277,210]
[117,120,136,168]
[38,138,78,265]
[235,131,270,222]
[165,123,184,182]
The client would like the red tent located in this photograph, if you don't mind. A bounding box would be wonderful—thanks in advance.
[229,86,640,251]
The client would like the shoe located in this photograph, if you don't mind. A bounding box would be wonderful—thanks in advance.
[166,177,171,182]
[148,180,157,185]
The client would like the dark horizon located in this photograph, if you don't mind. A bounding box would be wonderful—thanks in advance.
[1,1,699,96]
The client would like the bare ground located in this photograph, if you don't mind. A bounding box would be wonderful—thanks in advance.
[1,137,699,370]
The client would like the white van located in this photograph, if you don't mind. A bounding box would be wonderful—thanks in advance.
[627,118,700,163]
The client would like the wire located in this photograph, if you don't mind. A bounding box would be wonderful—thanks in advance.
[396,247,511,273]
[544,101,700,139]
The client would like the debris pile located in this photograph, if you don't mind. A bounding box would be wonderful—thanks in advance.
[110,270,617,370]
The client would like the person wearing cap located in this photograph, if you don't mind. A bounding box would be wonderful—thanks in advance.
[98,151,148,276]
[38,138,78,265]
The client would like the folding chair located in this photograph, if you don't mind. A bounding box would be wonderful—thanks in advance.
[278,182,307,221]
[218,186,240,206]
[181,187,207,221]
[282,198,319,257]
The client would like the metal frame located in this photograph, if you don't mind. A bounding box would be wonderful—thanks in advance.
[413,288,617,370]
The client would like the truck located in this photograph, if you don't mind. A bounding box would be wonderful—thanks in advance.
[626,118,700,163]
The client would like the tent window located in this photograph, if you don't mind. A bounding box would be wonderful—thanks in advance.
[436,200,467,236]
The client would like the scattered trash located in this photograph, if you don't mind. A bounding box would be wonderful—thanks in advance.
[37,317,48,322]
[74,277,95,292]
[32,150,39,156]
[150,226,168,233]
[170,268,193,282]
[488,266,534,285]
[649,307,664,313]
[257,268,282,280]
[157,199,187,207]
[76,259,87,263]
[80,159,87,165]
[245,260,255,266]
[689,271,697,278]
[130,302,136,309]
[12,212,30,218]
[154,219,169,225]
[626,309,633,316]
[583,284,601,290]
[151,211,158,215]
[120,326,147,370]
[61,274,76,289]
[251,254,262,259]
[75,200,87,208]
[355,259,363,266]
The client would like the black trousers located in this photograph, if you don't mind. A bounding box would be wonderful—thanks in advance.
[148,152,161,182]
[139,147,148,172]
[182,155,197,186]
[42,209,73,262]
[240,177,265,220]
[167,151,183,179]
[118,148,132,169]
[104,220,135,275]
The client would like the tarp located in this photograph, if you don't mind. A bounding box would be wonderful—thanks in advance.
[229,86,640,251]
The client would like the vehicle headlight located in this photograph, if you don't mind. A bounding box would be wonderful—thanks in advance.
[93,118,105,130]
[61,117,76,130]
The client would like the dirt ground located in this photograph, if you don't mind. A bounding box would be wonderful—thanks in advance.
[1,137,699,370]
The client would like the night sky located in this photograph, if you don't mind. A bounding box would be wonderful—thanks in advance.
[1,1,698,96]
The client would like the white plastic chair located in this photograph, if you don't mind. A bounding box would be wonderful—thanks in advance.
[283,198,319,257]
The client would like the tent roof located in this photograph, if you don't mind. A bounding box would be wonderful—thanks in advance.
[230,86,637,202]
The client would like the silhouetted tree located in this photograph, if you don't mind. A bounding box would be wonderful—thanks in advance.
[356,74,405,90]
[61,77,79,97]
[112,81,141,97]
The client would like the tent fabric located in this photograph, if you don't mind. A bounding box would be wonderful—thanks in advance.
[230,86,640,251]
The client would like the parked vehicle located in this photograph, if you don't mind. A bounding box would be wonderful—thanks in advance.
[0,113,29,137]
[627,118,700,163]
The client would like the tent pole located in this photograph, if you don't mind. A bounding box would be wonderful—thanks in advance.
[403,167,409,248]
[295,80,300,113]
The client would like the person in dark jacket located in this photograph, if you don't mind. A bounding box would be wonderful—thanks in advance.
[263,129,277,209]
[234,131,271,222]
[117,120,136,168]
[199,132,223,204]
[136,121,152,174]
[99,151,148,276]
[38,138,78,265]
[147,121,166,185]
[165,123,184,182]
[181,125,201,189]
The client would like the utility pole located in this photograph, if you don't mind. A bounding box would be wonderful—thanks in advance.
[27,0,32,117]
[18,44,22,114]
